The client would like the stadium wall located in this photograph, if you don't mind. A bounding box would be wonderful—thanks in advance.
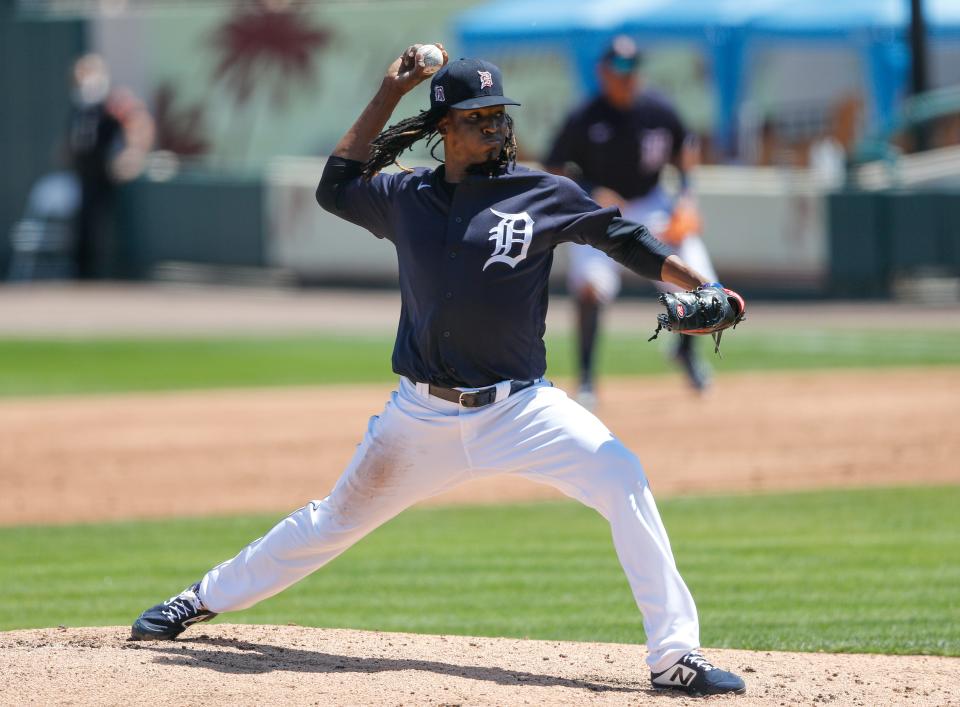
[828,188,960,298]
[0,11,85,278]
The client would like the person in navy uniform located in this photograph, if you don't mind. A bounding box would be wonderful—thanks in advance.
[129,44,745,698]
[545,36,719,406]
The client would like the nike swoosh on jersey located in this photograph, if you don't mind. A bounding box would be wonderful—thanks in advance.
[417,183,431,190]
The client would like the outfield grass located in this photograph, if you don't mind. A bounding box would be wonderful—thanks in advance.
[1,329,959,397]
[3,486,958,656]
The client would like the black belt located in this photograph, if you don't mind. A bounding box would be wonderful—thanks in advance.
[426,379,537,408]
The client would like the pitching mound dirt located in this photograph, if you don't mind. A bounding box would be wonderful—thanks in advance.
[1,625,956,706]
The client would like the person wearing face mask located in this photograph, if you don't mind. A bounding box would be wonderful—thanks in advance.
[66,54,153,279]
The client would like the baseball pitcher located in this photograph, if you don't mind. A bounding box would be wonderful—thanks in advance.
[130,43,746,698]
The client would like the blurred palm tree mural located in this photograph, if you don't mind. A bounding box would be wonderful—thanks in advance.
[212,0,332,107]
[153,82,210,157]
[210,0,333,162]
[84,0,475,168]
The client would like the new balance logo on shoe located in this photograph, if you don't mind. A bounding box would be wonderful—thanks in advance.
[651,650,746,696]
[666,665,696,686]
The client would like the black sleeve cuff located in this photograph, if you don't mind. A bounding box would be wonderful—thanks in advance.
[601,216,670,281]
[316,156,364,212]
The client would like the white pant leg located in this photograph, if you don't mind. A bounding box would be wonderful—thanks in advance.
[200,380,472,613]
[466,383,699,672]
[621,188,673,241]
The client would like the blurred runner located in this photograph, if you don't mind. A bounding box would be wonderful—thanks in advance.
[544,36,718,406]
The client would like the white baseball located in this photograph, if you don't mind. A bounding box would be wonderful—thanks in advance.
[416,44,444,75]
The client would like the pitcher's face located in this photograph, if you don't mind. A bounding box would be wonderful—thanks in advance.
[439,106,508,165]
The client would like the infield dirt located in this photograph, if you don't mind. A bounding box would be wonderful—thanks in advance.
[2,368,957,525]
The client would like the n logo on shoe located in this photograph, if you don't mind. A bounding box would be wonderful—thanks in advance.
[668,665,696,686]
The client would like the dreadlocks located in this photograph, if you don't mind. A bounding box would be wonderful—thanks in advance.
[361,111,518,180]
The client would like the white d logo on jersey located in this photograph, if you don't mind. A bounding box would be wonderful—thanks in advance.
[483,208,534,271]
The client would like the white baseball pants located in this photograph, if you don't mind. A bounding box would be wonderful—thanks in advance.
[199,377,700,671]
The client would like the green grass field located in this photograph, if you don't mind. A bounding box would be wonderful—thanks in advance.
[1,329,959,396]
[2,328,957,657]
[3,487,958,655]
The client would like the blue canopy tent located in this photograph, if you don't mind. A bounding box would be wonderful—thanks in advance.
[744,0,960,151]
[455,0,960,156]
[455,0,774,152]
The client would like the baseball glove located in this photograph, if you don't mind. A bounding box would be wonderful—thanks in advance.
[648,284,746,354]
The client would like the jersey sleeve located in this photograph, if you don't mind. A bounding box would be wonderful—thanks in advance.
[601,216,670,281]
[316,156,400,241]
[551,176,618,245]
[551,176,669,281]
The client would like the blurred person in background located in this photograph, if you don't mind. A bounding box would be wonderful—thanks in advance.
[67,53,154,279]
[545,36,718,407]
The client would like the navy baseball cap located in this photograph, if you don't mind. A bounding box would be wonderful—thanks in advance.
[429,58,520,113]
[600,35,642,74]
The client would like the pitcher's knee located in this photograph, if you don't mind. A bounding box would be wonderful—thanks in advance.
[590,444,649,511]
[279,498,370,551]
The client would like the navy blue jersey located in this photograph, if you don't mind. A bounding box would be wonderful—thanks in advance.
[317,157,668,388]
[68,101,123,189]
[545,92,687,200]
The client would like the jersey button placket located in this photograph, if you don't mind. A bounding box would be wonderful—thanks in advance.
[443,252,458,343]
[440,200,467,359]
